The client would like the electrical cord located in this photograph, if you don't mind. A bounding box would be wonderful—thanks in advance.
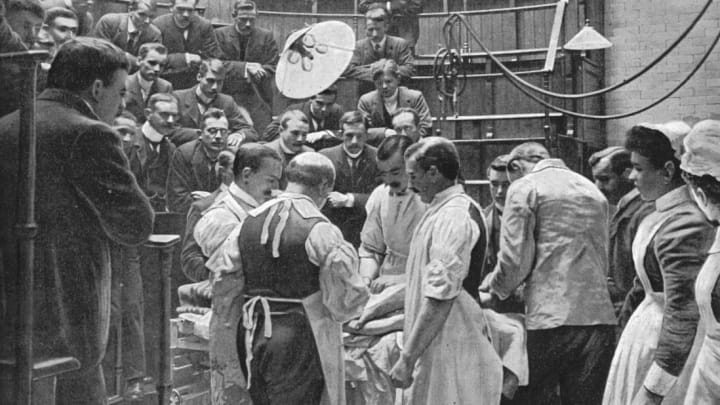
[439,4,720,120]
[442,0,714,100]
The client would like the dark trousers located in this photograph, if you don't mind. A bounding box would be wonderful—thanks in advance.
[56,364,107,405]
[109,245,146,381]
[513,325,615,405]
[238,310,324,405]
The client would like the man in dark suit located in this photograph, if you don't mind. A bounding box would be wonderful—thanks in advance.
[124,42,173,123]
[345,4,414,92]
[262,85,344,150]
[5,0,44,47]
[124,93,179,212]
[173,58,257,146]
[92,0,162,68]
[0,37,154,405]
[480,154,524,314]
[152,0,222,89]
[359,0,423,52]
[320,110,381,248]
[215,0,279,133]
[1,0,44,117]
[357,59,432,143]
[264,110,314,189]
[167,108,231,214]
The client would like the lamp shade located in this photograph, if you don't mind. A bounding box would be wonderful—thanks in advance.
[564,20,612,51]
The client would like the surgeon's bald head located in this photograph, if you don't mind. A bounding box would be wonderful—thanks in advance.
[286,152,335,188]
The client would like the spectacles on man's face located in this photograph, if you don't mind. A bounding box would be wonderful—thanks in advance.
[205,127,229,135]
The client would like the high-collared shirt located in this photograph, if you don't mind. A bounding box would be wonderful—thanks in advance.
[278,137,301,156]
[487,158,616,329]
[137,72,153,101]
[141,121,165,145]
[343,145,363,160]
[359,184,426,280]
[195,86,215,115]
[371,35,387,55]
[194,182,259,259]
[383,88,399,115]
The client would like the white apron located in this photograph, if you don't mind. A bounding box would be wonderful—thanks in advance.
[209,195,254,405]
[684,231,720,405]
[603,211,704,405]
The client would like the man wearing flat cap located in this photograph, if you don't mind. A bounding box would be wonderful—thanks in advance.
[215,0,279,133]
[480,142,616,404]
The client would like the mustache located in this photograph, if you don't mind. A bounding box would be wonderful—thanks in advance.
[389,182,401,189]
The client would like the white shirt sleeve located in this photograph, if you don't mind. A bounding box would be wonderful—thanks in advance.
[305,222,370,322]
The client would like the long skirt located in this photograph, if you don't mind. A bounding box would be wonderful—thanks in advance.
[602,296,703,404]
[684,336,720,404]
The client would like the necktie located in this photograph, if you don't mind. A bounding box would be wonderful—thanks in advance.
[239,37,249,60]
[374,42,382,57]
[127,31,138,53]
[350,158,358,181]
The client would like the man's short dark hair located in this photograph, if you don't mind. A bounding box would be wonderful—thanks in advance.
[198,58,225,77]
[7,0,44,19]
[372,59,400,81]
[232,143,281,178]
[340,110,367,131]
[232,0,257,13]
[280,110,308,130]
[315,84,338,98]
[392,107,420,126]
[44,6,77,25]
[115,110,138,123]
[625,125,681,181]
[405,137,460,181]
[377,134,413,161]
[146,92,178,110]
[365,3,390,21]
[200,107,227,129]
[218,149,235,171]
[684,172,720,205]
[170,0,199,6]
[47,37,130,92]
[138,42,167,59]
[129,0,157,11]
[486,154,511,177]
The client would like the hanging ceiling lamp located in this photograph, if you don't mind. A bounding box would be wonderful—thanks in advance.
[564,19,612,51]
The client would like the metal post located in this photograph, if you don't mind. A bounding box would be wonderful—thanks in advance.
[353,0,359,37]
[145,235,181,405]
[10,50,47,405]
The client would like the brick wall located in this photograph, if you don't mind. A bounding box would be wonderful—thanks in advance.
[603,0,720,145]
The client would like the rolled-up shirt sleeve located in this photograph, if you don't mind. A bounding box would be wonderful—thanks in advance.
[423,207,480,301]
[644,212,712,395]
[306,222,370,322]
[359,187,385,264]
[487,180,537,300]
[205,226,243,276]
